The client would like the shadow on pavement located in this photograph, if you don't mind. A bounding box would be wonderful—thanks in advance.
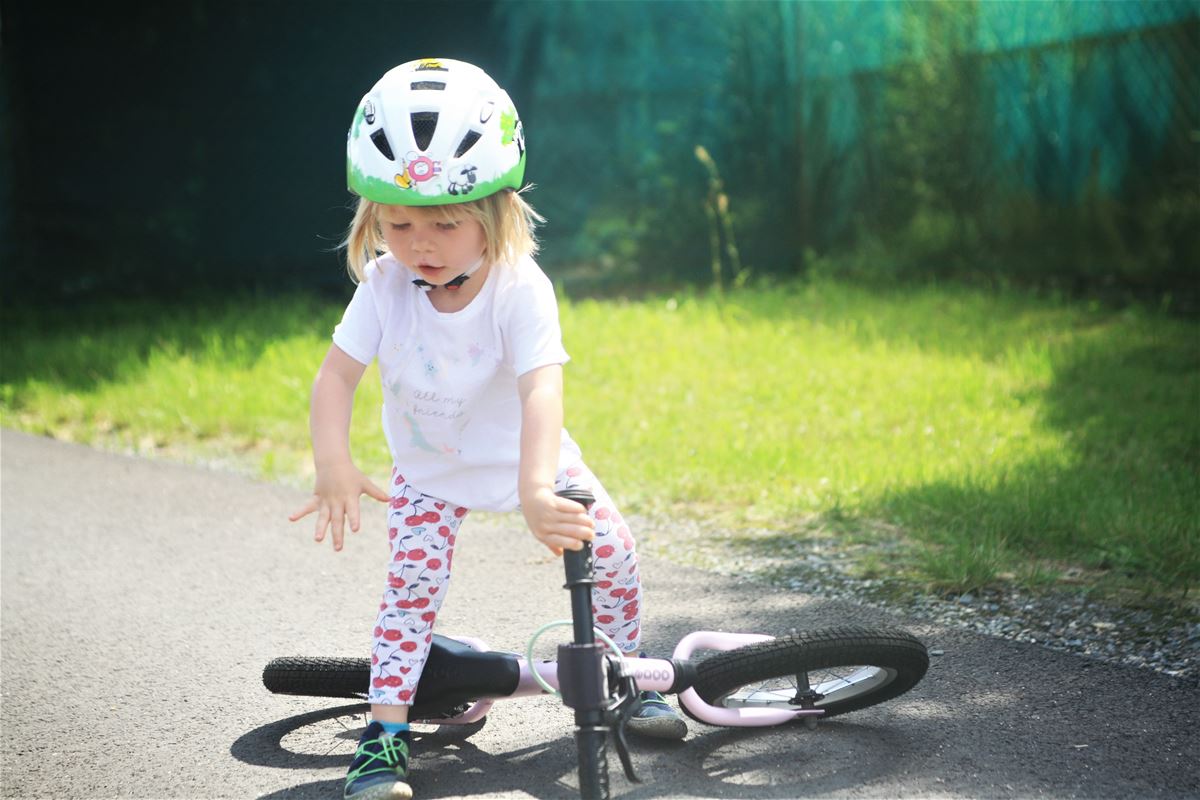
[232,703,370,770]
[236,701,915,799]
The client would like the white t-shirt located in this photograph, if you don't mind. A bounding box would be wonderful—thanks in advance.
[332,252,582,512]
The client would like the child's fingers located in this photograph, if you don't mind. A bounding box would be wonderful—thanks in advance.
[540,532,590,552]
[557,504,595,532]
[539,538,566,556]
[289,496,319,522]
[543,497,592,526]
[347,501,361,534]
[534,514,594,545]
[314,505,331,543]
[554,495,595,518]
[330,506,346,551]
[556,516,595,540]
[364,478,390,503]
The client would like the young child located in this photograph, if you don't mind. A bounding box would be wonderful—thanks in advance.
[289,58,685,800]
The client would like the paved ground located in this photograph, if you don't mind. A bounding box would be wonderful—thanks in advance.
[2,429,1197,799]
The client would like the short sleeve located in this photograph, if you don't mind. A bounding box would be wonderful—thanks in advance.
[503,264,570,377]
[331,274,382,366]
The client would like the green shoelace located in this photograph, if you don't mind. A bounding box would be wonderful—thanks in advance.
[639,690,673,709]
[346,734,409,787]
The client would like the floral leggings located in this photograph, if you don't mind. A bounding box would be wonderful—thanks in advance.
[369,461,642,706]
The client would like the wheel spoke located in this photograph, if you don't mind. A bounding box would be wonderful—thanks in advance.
[718,665,897,710]
[811,666,895,704]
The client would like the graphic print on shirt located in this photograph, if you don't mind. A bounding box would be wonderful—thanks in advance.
[383,335,502,458]
[401,412,442,454]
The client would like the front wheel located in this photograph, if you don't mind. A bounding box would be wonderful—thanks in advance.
[690,626,928,720]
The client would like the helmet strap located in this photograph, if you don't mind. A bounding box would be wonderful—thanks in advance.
[411,255,486,292]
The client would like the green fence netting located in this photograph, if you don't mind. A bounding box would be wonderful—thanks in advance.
[3,0,1197,303]
[500,0,1198,298]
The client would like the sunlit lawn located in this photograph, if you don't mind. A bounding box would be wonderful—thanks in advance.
[2,279,1196,601]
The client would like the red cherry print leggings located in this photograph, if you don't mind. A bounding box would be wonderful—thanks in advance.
[369,461,642,706]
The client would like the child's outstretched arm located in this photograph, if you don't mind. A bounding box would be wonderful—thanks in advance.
[288,344,389,551]
[518,364,595,556]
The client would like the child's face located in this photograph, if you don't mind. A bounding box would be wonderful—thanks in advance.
[379,204,487,284]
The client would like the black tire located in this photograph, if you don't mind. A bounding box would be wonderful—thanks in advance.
[690,627,928,721]
[263,656,370,699]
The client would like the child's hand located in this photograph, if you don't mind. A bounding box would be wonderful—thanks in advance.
[288,462,389,551]
[521,486,595,557]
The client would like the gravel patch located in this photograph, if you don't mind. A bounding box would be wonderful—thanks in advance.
[636,514,1199,683]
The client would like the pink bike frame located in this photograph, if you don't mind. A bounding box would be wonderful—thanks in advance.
[438,631,821,727]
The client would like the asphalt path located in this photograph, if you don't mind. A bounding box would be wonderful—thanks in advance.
[2,429,1197,799]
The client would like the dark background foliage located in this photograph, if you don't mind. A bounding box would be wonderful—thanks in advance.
[3,0,1197,307]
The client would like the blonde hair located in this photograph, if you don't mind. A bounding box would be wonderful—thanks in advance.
[342,189,544,282]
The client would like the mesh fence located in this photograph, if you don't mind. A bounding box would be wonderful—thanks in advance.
[3,1,1196,302]
[498,0,1199,300]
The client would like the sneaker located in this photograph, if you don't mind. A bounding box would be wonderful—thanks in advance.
[344,721,413,800]
[626,690,688,740]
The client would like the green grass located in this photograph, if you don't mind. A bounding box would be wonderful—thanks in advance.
[2,279,1197,603]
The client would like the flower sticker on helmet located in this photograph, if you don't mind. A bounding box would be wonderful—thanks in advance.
[500,108,518,146]
[406,154,440,183]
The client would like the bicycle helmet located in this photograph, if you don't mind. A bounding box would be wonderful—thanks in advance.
[347,58,526,206]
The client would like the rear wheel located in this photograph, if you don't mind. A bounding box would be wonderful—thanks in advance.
[262,656,483,724]
[263,656,370,699]
[690,627,928,721]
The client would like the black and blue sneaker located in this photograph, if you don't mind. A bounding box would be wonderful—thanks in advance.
[344,721,413,800]
[627,689,688,740]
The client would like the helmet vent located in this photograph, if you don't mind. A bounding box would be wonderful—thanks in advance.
[369,129,395,161]
[411,112,439,151]
[454,130,482,158]
[411,81,446,91]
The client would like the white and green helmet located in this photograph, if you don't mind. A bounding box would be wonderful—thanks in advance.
[347,58,526,206]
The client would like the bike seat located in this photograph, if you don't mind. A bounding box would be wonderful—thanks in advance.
[412,634,521,719]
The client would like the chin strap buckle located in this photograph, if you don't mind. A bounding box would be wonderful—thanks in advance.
[411,273,471,291]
